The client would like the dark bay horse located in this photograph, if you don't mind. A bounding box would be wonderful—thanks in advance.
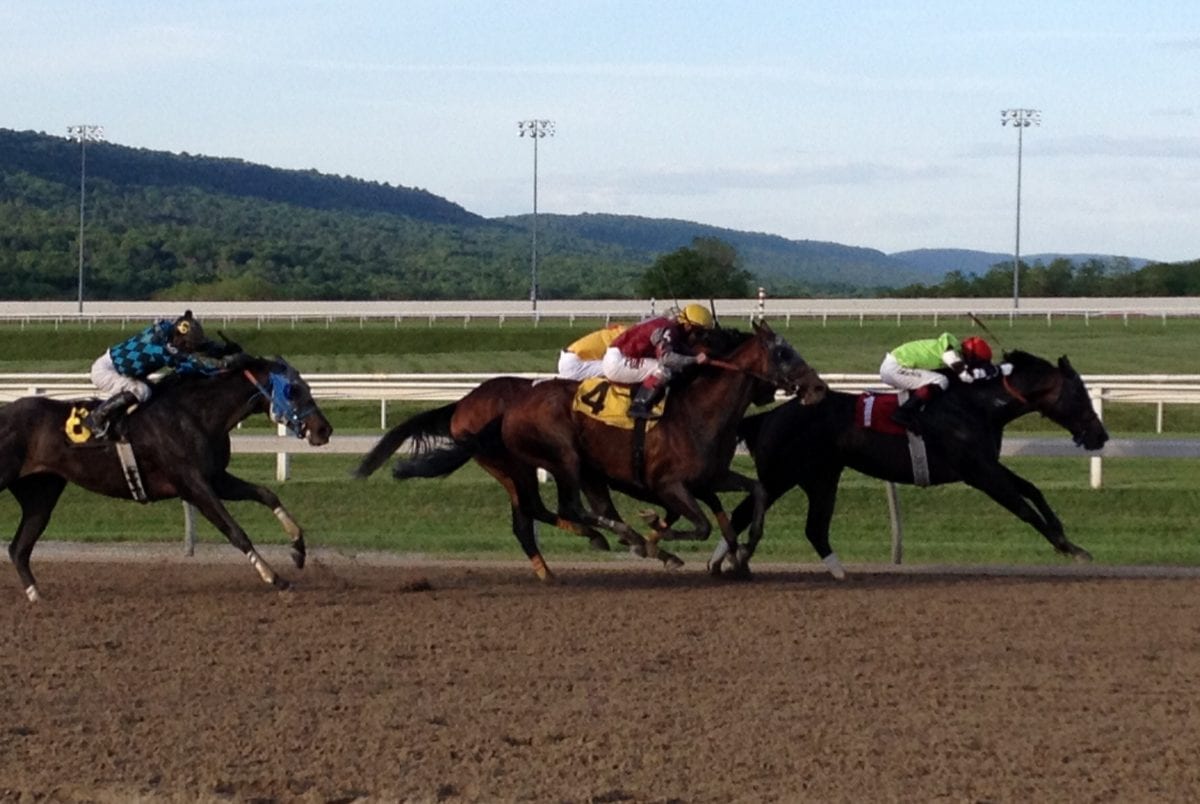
[729,350,1109,575]
[0,355,333,601]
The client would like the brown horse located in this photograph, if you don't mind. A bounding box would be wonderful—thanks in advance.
[0,355,333,601]
[501,321,826,577]
[353,376,640,581]
[357,322,825,579]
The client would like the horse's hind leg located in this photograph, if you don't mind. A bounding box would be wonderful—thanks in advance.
[7,474,67,603]
[213,471,307,569]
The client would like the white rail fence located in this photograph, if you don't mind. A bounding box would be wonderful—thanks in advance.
[6,297,1200,329]
[7,371,1200,563]
[5,372,1200,489]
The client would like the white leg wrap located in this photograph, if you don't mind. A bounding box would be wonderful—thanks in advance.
[709,540,730,566]
[273,506,301,540]
[248,550,274,583]
[25,585,40,603]
[822,552,847,580]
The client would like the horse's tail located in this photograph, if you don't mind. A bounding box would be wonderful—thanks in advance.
[391,416,503,480]
[352,402,457,478]
[738,410,767,455]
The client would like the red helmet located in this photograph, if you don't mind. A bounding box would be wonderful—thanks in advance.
[961,336,992,362]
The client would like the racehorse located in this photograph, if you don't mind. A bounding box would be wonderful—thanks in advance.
[728,350,1109,576]
[353,375,627,581]
[356,321,826,579]
[0,355,333,602]
[498,320,826,577]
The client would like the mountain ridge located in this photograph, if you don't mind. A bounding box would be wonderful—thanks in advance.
[0,127,1163,300]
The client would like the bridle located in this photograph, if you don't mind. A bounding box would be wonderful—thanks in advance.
[243,367,316,439]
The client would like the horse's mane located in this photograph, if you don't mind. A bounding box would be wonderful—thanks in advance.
[691,325,752,358]
[1002,350,1051,372]
[151,354,275,396]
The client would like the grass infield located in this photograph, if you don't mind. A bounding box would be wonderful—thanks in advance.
[1,314,1199,567]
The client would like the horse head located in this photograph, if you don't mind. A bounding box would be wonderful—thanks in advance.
[240,356,334,446]
[750,320,827,405]
[1003,351,1108,450]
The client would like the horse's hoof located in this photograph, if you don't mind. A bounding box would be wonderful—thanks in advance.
[273,576,292,591]
[291,548,306,569]
[822,553,848,580]
[629,544,647,558]
[1072,548,1094,562]
[662,554,684,571]
[706,561,723,578]
[728,564,753,582]
[588,535,611,552]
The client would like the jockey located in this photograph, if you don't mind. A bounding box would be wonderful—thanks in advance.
[557,323,627,380]
[85,310,240,438]
[601,303,714,418]
[881,333,1000,433]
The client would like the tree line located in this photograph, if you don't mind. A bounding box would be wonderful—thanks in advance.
[885,257,1200,298]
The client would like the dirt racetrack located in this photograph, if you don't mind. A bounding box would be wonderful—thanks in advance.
[2,544,1199,803]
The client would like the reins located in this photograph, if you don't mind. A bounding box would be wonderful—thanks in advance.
[1002,374,1028,405]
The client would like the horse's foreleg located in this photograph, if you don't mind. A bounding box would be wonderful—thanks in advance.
[802,473,847,579]
[964,463,1090,560]
[212,472,307,569]
[651,485,713,567]
[184,485,291,590]
[7,475,67,603]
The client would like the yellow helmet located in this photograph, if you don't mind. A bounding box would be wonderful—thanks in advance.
[678,303,714,328]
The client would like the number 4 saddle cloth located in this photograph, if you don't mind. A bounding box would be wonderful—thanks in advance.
[571,379,666,430]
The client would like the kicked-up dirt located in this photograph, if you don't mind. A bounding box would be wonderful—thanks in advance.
[1,545,1199,802]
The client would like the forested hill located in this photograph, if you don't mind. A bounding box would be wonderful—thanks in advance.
[506,212,930,291]
[0,128,943,301]
[0,128,479,225]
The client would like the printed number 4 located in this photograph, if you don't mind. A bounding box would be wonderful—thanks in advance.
[580,382,609,415]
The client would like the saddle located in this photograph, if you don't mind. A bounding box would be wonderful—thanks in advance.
[571,379,665,430]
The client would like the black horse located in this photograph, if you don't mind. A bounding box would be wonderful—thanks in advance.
[0,355,333,601]
[728,350,1109,574]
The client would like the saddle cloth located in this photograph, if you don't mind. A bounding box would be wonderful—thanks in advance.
[853,391,932,486]
[571,378,664,430]
[854,391,906,436]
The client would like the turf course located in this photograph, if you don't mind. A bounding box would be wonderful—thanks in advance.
[2,312,1199,567]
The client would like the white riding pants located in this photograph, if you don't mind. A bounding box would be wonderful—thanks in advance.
[879,352,950,392]
[557,350,606,381]
[90,351,152,402]
[601,347,659,384]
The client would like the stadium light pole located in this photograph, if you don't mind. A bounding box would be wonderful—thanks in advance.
[517,119,554,311]
[1000,109,1040,310]
[67,124,105,314]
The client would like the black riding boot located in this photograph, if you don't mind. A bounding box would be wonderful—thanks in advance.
[892,386,938,435]
[85,391,138,439]
[628,378,666,419]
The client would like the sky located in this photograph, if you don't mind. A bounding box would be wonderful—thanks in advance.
[4,1,1199,263]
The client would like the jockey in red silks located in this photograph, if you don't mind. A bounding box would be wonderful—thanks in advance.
[601,303,714,418]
